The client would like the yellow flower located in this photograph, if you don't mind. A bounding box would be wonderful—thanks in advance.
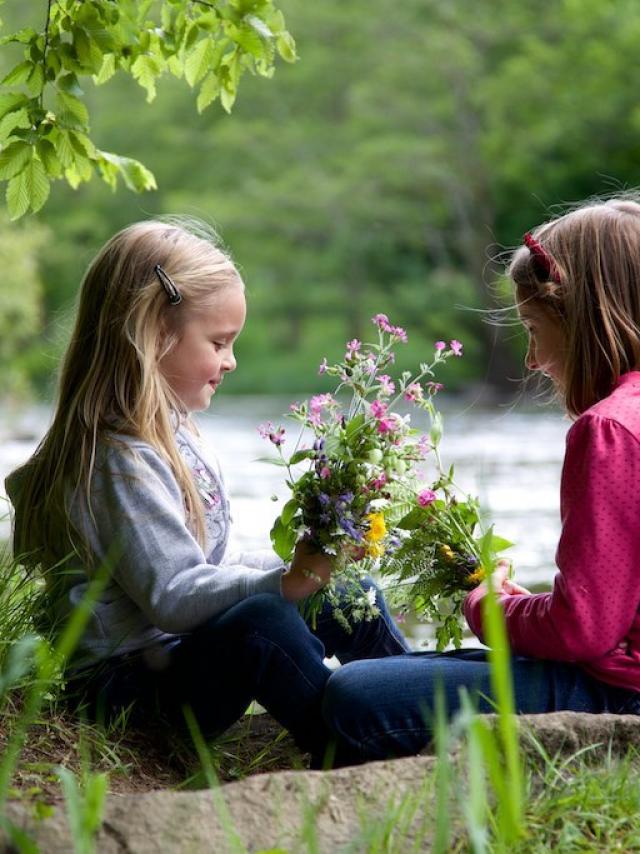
[439,544,455,561]
[365,542,385,559]
[466,567,486,586]
[365,512,387,543]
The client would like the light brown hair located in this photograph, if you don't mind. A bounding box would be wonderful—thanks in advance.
[8,217,243,573]
[509,198,640,417]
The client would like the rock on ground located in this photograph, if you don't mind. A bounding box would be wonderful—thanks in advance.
[3,712,640,853]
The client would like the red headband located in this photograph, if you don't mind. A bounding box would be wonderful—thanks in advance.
[523,232,561,284]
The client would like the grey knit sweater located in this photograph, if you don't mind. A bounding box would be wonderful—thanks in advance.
[7,426,285,667]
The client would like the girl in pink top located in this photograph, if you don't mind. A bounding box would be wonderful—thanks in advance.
[322,197,640,764]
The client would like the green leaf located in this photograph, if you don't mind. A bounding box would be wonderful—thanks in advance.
[58,73,84,96]
[95,150,156,192]
[196,71,220,113]
[0,141,32,180]
[288,449,314,465]
[56,91,89,129]
[94,54,116,85]
[2,61,34,87]
[345,413,365,439]
[0,27,38,47]
[255,456,288,467]
[131,54,161,103]
[0,94,28,122]
[37,138,62,178]
[185,38,215,87]
[280,498,299,526]
[220,83,237,114]
[0,108,31,143]
[245,14,273,40]
[397,507,428,530]
[276,32,296,63]
[53,129,76,168]
[270,516,297,561]
[26,63,45,97]
[73,27,103,73]
[6,166,30,220]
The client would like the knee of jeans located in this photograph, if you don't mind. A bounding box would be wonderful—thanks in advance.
[231,592,296,627]
[322,663,371,732]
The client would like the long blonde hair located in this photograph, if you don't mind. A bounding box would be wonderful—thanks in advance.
[509,197,640,417]
[9,217,243,571]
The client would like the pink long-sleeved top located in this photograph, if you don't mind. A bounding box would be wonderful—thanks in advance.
[464,371,640,693]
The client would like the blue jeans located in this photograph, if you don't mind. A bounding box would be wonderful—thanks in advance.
[68,579,408,762]
[322,648,640,764]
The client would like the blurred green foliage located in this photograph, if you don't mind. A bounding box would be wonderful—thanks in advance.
[2,0,640,398]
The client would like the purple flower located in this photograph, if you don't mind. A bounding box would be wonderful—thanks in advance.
[378,374,395,395]
[418,489,436,507]
[346,338,361,353]
[339,517,362,541]
[450,339,463,356]
[435,341,446,352]
[318,493,331,507]
[338,491,354,506]
[427,382,444,395]
[318,357,328,375]
[417,435,431,458]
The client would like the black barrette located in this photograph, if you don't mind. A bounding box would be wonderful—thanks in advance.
[154,264,182,305]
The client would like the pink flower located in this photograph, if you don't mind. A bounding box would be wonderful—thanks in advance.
[377,417,397,435]
[404,382,423,402]
[418,489,436,507]
[363,356,378,376]
[391,326,408,343]
[372,313,391,331]
[318,358,328,375]
[435,341,446,352]
[450,339,463,356]
[310,393,334,414]
[370,472,387,490]
[426,382,444,395]
[258,421,274,439]
[378,374,395,395]
[320,466,331,479]
[346,338,361,353]
[370,399,388,419]
[269,426,286,446]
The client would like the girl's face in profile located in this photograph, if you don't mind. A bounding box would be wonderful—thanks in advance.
[518,299,566,386]
[160,284,246,412]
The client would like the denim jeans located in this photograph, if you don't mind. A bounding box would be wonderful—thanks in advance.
[67,578,408,762]
[322,648,640,764]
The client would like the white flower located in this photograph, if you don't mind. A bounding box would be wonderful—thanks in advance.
[366,587,378,608]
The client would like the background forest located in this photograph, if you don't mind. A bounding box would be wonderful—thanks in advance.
[3,0,640,398]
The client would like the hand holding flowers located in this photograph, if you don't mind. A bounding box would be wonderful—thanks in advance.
[258,315,513,647]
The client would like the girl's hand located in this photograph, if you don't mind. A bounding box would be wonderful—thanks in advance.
[281,540,333,602]
[477,559,531,597]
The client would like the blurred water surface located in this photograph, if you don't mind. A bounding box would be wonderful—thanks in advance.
[0,395,568,593]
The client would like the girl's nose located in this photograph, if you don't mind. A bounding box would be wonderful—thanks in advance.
[223,350,237,373]
[525,344,538,372]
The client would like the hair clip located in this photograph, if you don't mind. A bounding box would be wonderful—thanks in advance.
[523,232,561,284]
[154,264,182,305]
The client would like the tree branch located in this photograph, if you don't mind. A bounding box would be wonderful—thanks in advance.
[40,0,54,109]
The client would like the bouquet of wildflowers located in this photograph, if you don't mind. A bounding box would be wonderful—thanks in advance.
[258,314,512,648]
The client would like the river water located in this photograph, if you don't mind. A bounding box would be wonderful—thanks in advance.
[0,394,569,593]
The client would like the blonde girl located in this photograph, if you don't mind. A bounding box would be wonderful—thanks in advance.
[6,218,407,764]
[321,198,640,763]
